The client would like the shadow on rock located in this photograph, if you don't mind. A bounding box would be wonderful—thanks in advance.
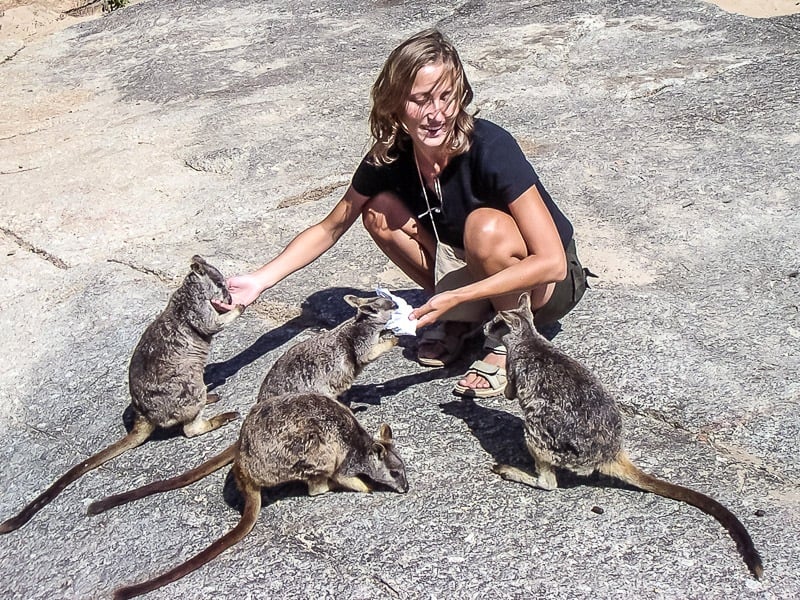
[342,366,452,408]
[222,469,308,512]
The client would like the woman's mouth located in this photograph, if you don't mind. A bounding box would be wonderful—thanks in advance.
[422,123,445,138]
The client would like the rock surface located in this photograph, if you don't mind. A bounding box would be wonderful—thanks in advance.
[0,1,798,598]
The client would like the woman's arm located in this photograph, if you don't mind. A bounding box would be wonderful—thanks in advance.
[225,185,370,307]
[410,184,567,327]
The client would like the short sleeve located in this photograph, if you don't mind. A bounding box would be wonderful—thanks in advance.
[474,124,539,206]
[351,156,383,198]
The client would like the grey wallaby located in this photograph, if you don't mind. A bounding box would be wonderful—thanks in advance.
[486,292,763,579]
[0,255,244,534]
[258,293,398,399]
[87,293,399,514]
[103,392,408,599]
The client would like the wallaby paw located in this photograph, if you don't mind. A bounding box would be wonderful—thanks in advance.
[492,463,512,478]
[205,393,221,405]
[216,411,240,426]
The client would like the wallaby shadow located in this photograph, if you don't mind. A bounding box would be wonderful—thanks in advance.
[203,286,383,392]
[342,366,453,408]
[439,397,627,491]
[222,469,308,512]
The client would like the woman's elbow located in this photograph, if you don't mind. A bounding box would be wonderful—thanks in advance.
[548,252,568,283]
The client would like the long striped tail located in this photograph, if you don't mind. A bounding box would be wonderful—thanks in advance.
[600,452,763,579]
[0,418,155,533]
[88,443,237,515]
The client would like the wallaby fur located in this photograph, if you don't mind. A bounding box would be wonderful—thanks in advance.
[108,392,408,599]
[487,292,763,579]
[0,256,243,534]
[258,294,398,399]
[87,293,399,514]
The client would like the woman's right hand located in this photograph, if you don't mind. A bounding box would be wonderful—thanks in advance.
[216,273,265,311]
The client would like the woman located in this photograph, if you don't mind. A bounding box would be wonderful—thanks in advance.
[223,29,588,398]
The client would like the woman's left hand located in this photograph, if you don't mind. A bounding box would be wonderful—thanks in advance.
[410,291,460,329]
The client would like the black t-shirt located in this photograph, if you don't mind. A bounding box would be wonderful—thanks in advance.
[351,118,573,249]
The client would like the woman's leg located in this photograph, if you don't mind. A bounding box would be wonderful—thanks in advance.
[361,192,437,294]
[361,192,462,363]
[459,208,556,392]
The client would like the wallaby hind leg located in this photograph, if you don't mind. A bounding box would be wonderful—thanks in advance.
[492,458,558,491]
[182,411,240,438]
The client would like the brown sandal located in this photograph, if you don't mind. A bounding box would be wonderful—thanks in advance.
[417,322,472,367]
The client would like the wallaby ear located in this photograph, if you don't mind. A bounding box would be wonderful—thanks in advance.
[496,310,513,326]
[190,255,208,275]
[344,294,363,308]
[371,441,387,460]
[517,292,531,310]
[378,423,393,443]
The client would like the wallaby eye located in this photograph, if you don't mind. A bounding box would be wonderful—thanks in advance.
[390,470,402,479]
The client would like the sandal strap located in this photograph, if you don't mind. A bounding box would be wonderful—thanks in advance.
[464,360,507,388]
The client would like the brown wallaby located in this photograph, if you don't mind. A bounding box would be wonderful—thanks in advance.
[258,293,398,399]
[0,255,244,534]
[87,293,399,515]
[486,292,763,579]
[103,392,408,599]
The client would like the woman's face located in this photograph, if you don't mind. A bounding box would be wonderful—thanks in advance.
[400,61,458,154]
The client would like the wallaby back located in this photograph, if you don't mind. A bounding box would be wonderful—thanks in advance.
[258,294,397,400]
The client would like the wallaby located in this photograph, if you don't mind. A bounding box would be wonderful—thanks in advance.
[87,293,399,514]
[486,292,763,579]
[0,256,244,534]
[100,392,407,599]
[258,293,398,399]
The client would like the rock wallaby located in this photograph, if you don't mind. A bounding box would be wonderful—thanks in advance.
[87,293,399,514]
[258,293,398,399]
[0,256,244,534]
[487,292,763,579]
[101,392,408,599]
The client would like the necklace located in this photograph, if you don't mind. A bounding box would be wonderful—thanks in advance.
[413,151,443,243]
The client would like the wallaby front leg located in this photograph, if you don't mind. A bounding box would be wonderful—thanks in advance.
[215,304,245,327]
[333,475,372,493]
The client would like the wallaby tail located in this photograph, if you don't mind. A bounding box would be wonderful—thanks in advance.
[600,452,763,579]
[88,443,237,515]
[0,417,155,534]
[112,477,262,600]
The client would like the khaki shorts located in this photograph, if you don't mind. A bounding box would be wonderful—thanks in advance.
[435,238,588,326]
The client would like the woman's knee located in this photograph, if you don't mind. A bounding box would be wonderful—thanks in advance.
[463,208,526,264]
[361,192,407,239]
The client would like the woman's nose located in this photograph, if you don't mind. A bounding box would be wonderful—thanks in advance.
[426,97,444,116]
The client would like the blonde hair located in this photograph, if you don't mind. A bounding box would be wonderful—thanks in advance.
[368,29,475,165]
